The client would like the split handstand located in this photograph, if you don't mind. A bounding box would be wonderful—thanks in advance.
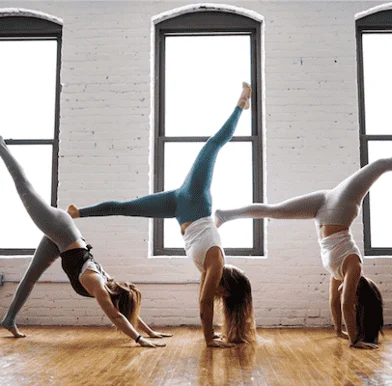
[215,160,387,348]
[68,82,256,348]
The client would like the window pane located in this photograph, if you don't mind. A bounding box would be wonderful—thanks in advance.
[165,36,252,137]
[0,145,53,249]
[0,40,58,139]
[362,34,392,135]
[367,141,392,247]
[164,142,253,249]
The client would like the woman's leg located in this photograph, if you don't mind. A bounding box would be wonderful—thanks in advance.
[1,237,60,337]
[330,158,392,206]
[0,137,81,251]
[175,83,251,223]
[215,191,327,227]
[75,190,178,219]
[215,157,392,228]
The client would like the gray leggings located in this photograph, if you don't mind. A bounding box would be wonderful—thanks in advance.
[0,142,81,329]
[216,158,392,227]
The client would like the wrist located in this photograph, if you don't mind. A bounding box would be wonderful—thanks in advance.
[135,334,142,343]
[204,331,215,342]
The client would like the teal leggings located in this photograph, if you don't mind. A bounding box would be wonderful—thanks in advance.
[79,106,243,224]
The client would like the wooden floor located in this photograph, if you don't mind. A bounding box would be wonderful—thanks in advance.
[1,326,392,386]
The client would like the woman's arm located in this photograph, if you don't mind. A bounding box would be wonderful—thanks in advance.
[138,316,173,338]
[80,272,165,348]
[329,276,345,338]
[200,247,233,348]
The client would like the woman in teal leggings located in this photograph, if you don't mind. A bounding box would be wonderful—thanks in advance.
[69,82,256,347]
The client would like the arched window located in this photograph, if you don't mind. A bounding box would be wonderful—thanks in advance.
[153,7,263,256]
[357,6,392,255]
[0,11,62,255]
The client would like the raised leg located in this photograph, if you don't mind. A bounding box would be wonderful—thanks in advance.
[180,83,251,195]
[330,158,392,206]
[176,83,251,223]
[0,137,81,251]
[75,190,178,219]
[1,237,60,337]
[215,190,327,227]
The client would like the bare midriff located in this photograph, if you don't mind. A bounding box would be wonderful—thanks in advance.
[181,222,193,235]
[319,224,349,239]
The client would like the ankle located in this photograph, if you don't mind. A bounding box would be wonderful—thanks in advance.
[237,97,250,110]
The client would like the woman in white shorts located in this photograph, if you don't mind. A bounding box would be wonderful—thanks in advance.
[215,159,387,349]
[69,83,256,348]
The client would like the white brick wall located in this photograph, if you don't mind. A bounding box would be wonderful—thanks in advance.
[1,1,391,329]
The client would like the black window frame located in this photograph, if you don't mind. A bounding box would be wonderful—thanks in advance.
[154,11,263,256]
[357,10,392,255]
[0,16,62,255]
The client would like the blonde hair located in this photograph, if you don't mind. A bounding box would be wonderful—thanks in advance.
[218,265,256,343]
[105,280,142,327]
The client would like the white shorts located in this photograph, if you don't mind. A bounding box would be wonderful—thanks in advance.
[182,216,225,272]
[318,230,363,280]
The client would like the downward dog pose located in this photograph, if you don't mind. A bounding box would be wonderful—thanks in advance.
[215,160,387,349]
[68,83,256,348]
[0,138,171,347]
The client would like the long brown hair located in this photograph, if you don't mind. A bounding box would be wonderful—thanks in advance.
[218,264,256,343]
[105,279,142,327]
[356,276,383,344]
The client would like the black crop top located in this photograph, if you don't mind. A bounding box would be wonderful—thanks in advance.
[60,245,102,298]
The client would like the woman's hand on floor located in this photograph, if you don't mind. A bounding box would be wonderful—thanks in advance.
[148,330,173,339]
[350,341,378,349]
[337,330,349,340]
[207,338,234,348]
[138,337,166,348]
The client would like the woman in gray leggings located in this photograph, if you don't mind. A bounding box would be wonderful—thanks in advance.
[215,159,387,349]
[0,137,171,347]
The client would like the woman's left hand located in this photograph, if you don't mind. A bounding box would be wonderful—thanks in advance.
[337,330,349,340]
[350,341,378,349]
[148,330,173,339]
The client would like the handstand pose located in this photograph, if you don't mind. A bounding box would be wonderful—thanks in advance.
[0,138,172,347]
[215,160,387,349]
[68,82,256,348]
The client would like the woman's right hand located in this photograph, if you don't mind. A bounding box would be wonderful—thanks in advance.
[138,337,166,348]
[207,338,234,348]
[337,330,349,340]
[350,341,378,349]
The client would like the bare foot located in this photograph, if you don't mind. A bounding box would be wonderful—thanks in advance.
[237,82,252,110]
[67,204,80,219]
[214,210,226,228]
[2,323,26,338]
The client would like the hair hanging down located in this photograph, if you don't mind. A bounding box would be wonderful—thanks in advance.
[105,280,142,327]
[218,265,256,344]
[356,276,383,344]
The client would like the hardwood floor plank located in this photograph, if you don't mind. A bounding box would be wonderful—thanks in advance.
[1,326,392,385]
